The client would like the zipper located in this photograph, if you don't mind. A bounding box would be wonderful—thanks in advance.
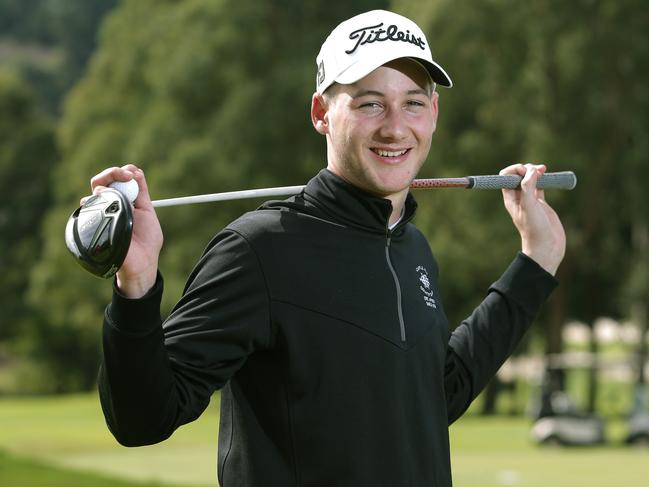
[385,235,406,343]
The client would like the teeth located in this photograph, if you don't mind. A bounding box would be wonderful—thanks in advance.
[375,149,407,157]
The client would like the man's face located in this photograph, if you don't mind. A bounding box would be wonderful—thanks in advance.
[312,58,439,201]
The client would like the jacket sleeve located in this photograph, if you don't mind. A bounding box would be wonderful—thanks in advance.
[98,230,271,446]
[444,252,558,424]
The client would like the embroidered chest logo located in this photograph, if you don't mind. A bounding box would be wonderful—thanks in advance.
[416,265,437,309]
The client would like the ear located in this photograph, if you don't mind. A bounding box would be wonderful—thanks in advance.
[430,91,440,133]
[311,92,330,135]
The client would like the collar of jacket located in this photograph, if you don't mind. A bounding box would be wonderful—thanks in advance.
[300,169,418,235]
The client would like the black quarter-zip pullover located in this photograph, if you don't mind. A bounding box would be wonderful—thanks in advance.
[99,169,557,486]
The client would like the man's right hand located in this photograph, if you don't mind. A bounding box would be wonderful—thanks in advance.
[87,164,163,298]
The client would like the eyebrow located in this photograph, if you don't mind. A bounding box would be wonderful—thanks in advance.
[351,88,431,99]
[351,89,384,99]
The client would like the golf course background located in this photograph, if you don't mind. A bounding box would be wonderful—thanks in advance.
[1,393,647,487]
[1,1,647,486]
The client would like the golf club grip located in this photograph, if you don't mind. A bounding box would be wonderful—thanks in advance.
[467,171,577,190]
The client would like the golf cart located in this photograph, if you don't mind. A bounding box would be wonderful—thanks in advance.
[530,357,605,446]
[625,321,649,446]
[625,389,649,445]
[530,389,605,446]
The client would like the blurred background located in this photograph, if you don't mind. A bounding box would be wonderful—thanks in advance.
[0,0,647,485]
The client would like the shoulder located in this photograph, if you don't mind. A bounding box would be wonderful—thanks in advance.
[199,202,306,259]
[226,196,329,242]
[227,207,287,239]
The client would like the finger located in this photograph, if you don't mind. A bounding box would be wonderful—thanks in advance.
[520,165,552,209]
[80,181,110,204]
[530,164,547,200]
[121,163,142,175]
[499,164,525,209]
[128,167,154,208]
[520,165,540,198]
[90,166,135,191]
[73,186,110,209]
[499,163,526,177]
[91,185,110,199]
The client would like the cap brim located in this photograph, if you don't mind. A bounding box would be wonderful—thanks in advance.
[335,54,452,88]
[420,59,453,87]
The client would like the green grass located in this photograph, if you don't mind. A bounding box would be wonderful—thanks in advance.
[0,393,219,486]
[0,393,648,487]
[451,416,648,487]
[0,449,192,487]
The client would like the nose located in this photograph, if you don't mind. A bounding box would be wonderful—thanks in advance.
[378,106,408,141]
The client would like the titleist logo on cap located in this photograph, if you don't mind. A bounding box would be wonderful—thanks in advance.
[315,10,453,93]
[345,22,426,54]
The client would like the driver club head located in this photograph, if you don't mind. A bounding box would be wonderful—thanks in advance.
[65,189,133,278]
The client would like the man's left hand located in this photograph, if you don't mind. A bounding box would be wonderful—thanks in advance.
[500,163,566,275]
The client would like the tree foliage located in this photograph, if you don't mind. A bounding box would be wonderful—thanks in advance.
[28,0,387,390]
[6,0,647,392]
[0,70,56,342]
[394,0,648,343]
[0,0,118,391]
[0,0,117,113]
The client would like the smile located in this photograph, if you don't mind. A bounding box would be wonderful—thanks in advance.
[371,148,410,157]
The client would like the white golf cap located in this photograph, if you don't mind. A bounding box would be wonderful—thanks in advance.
[316,10,452,94]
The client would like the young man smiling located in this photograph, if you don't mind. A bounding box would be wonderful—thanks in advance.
[311,57,438,226]
[94,10,565,487]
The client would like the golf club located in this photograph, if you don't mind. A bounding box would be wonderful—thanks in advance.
[152,171,577,207]
[65,170,576,278]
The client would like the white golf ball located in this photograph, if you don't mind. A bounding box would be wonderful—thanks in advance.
[110,179,139,203]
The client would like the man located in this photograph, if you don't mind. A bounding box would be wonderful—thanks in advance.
[93,10,565,487]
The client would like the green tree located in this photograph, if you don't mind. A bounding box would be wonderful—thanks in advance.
[0,0,120,392]
[394,0,648,404]
[0,70,56,345]
[0,0,117,114]
[30,0,387,391]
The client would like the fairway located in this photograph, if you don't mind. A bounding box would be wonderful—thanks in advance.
[0,450,194,487]
[450,416,648,486]
[0,393,647,486]
[0,394,219,487]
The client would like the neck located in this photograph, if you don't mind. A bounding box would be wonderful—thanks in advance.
[386,191,408,226]
[323,166,410,226]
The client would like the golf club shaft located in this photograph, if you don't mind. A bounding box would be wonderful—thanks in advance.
[152,171,576,208]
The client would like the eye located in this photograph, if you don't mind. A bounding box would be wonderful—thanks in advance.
[357,101,384,114]
[405,99,428,113]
